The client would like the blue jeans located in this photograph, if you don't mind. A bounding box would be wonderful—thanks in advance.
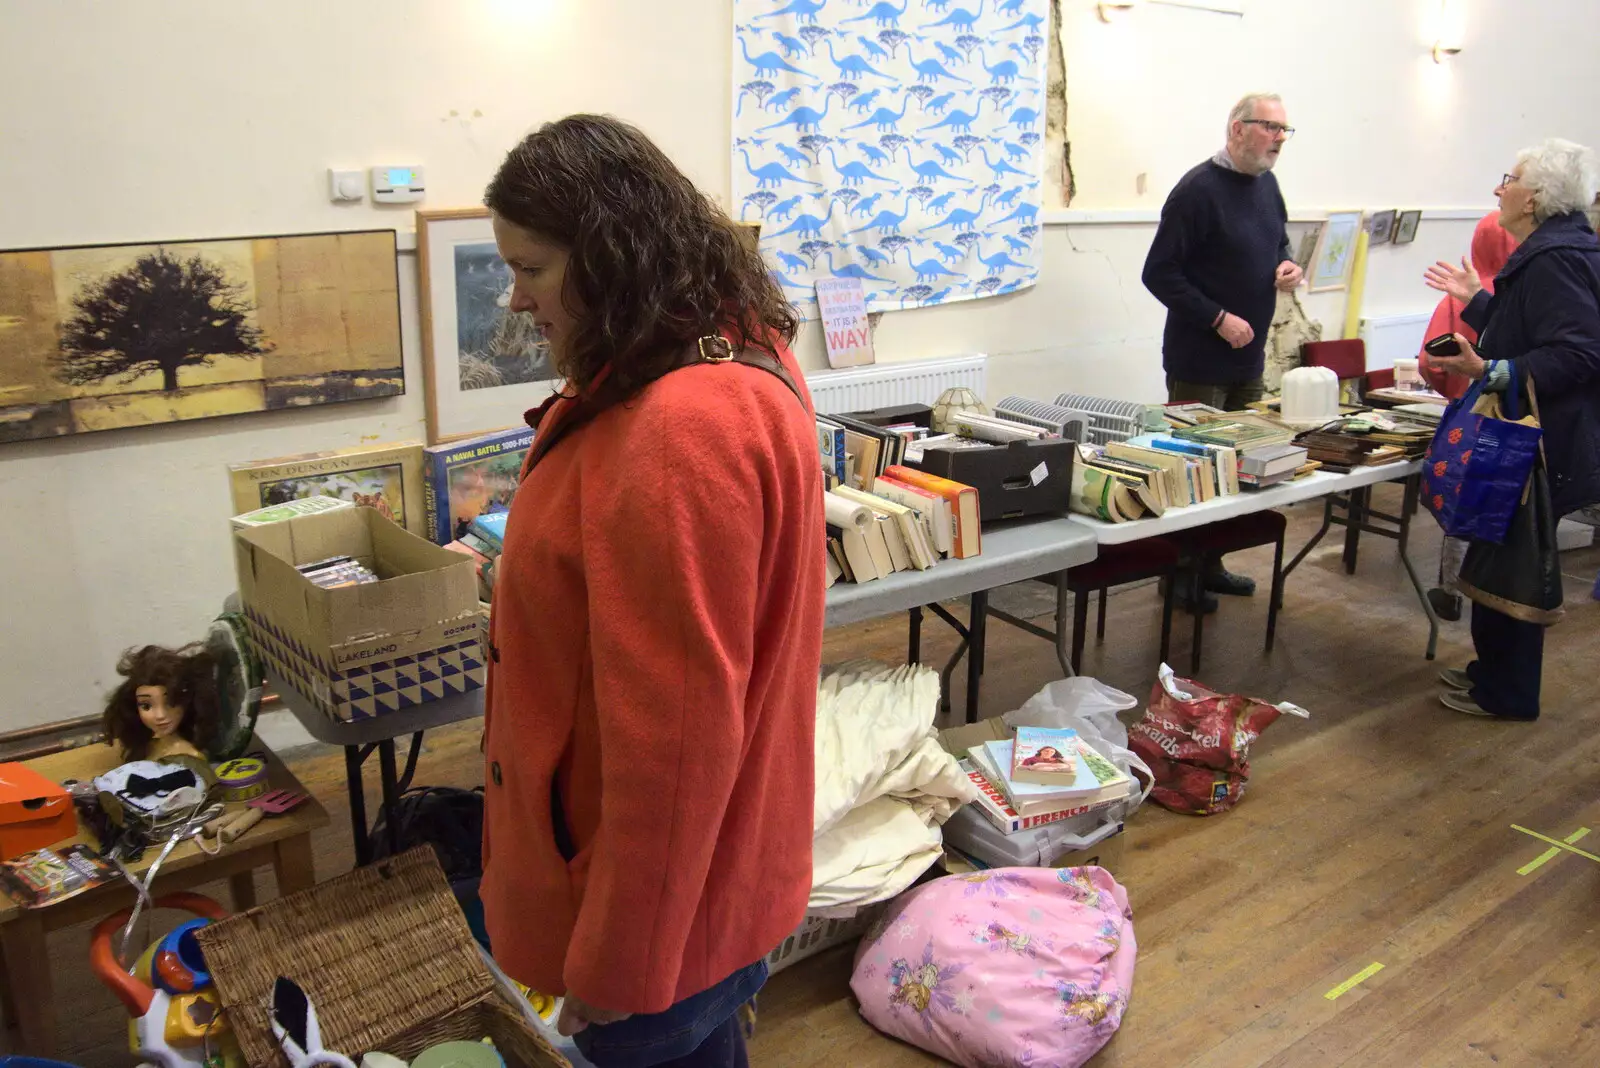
[573,960,766,1068]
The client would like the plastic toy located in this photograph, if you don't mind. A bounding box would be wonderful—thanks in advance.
[90,893,245,1068]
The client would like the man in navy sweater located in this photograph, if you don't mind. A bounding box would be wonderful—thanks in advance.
[1143,92,1303,608]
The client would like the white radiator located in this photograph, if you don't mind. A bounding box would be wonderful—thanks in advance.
[1360,313,1433,372]
[806,354,988,416]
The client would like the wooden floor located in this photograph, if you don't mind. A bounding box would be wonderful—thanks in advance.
[24,486,1600,1067]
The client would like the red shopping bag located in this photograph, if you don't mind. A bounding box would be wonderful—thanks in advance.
[1127,666,1309,815]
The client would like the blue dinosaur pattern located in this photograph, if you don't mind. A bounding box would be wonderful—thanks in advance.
[734,0,1044,316]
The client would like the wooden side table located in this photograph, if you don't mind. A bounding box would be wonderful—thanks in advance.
[0,738,328,1056]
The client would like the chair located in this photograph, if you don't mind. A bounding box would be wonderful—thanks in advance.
[987,538,1182,674]
[1176,510,1288,673]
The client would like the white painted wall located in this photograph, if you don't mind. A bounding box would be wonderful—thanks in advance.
[1,0,1596,731]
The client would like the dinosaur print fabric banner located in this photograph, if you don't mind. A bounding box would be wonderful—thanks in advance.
[732,0,1046,317]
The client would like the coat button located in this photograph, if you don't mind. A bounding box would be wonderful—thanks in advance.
[489,642,501,663]
[491,762,503,786]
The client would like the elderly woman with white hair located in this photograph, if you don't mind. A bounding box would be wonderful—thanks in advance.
[1424,138,1600,720]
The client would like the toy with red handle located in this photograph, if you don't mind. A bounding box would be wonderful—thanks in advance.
[89,893,243,1068]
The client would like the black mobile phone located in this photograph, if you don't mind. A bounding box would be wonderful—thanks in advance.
[1424,333,1462,357]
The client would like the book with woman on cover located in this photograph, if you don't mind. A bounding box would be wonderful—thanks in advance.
[1011,726,1081,785]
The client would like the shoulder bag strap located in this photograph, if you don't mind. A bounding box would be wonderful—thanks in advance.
[522,335,806,479]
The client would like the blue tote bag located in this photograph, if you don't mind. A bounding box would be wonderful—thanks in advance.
[1421,366,1543,544]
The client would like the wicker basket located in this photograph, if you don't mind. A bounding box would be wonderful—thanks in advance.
[194,847,568,1068]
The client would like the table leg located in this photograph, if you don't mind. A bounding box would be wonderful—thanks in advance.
[1281,497,1335,586]
[1,914,54,1055]
[1396,475,1441,660]
[229,870,258,911]
[273,833,317,894]
[965,590,988,724]
[378,740,402,856]
[1053,573,1075,678]
[344,743,372,867]
[907,606,923,665]
[1342,487,1370,574]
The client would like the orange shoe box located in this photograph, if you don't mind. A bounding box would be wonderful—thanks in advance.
[0,763,77,860]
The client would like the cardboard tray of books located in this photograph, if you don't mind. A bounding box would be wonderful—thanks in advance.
[196,847,569,1068]
[235,507,487,722]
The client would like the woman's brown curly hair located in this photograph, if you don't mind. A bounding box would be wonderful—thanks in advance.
[102,644,220,760]
[484,114,798,400]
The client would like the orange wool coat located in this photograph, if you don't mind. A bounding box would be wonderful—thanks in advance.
[479,342,825,1015]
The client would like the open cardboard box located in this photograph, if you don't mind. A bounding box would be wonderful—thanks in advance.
[234,506,487,722]
[937,716,1128,875]
[196,848,569,1068]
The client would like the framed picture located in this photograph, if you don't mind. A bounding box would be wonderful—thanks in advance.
[0,230,402,445]
[1393,209,1422,245]
[1308,211,1364,292]
[1368,209,1397,246]
[416,208,558,444]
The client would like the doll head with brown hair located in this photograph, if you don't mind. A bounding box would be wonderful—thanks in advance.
[102,644,221,762]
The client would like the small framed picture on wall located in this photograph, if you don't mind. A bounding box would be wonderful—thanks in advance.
[1367,209,1397,246]
[1393,210,1422,245]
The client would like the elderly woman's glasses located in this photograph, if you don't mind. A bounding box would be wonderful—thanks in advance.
[1499,173,1520,189]
[1241,119,1295,139]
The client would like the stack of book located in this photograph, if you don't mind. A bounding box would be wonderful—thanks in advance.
[444,512,506,603]
[297,555,380,589]
[960,726,1132,834]
[823,464,981,586]
[1174,419,1312,491]
[816,407,931,492]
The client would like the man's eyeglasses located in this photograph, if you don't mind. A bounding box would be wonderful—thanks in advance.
[1241,119,1295,139]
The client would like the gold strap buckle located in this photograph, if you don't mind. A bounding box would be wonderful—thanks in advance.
[697,335,733,362]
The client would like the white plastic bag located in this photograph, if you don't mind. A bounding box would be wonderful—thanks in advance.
[1003,677,1154,813]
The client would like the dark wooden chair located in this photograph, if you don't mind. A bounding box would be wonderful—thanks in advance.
[1177,510,1289,673]
[1055,538,1182,673]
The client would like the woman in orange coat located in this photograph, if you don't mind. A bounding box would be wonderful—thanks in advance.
[478,115,826,1067]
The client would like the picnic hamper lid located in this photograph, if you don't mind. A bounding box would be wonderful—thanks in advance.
[195,847,504,1067]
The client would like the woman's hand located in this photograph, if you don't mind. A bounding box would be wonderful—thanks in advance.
[1426,335,1488,381]
[557,993,633,1036]
[1423,257,1484,304]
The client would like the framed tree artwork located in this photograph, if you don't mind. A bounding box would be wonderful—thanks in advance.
[416,208,559,444]
[0,230,402,445]
[1308,211,1365,292]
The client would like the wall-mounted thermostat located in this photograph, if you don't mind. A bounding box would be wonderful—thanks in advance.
[371,165,425,203]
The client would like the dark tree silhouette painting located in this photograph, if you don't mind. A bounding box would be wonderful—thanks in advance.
[56,250,266,393]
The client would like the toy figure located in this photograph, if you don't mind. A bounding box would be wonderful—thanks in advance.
[102,644,221,764]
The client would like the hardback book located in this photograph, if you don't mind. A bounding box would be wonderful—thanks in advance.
[882,464,981,558]
[229,441,427,533]
[1239,443,1310,478]
[1011,726,1082,785]
[816,418,848,485]
[422,427,534,545]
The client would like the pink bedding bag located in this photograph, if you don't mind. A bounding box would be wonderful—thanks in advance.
[850,866,1135,1067]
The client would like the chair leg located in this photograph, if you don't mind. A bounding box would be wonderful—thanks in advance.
[1190,563,1205,676]
[1096,587,1109,642]
[1266,534,1285,652]
[1159,569,1176,665]
[1071,589,1089,673]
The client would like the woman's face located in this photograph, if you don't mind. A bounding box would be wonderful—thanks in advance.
[492,214,579,357]
[1039,747,1060,760]
[1495,165,1536,232]
[135,685,181,738]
